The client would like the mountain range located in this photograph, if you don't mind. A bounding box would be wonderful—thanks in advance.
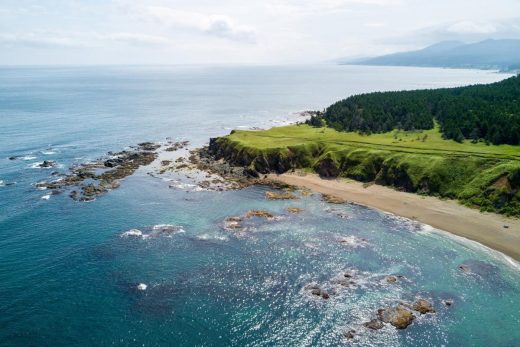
[341,39,520,71]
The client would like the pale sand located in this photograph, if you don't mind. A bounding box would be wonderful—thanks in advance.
[267,173,520,262]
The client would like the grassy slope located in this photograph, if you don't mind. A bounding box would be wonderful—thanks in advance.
[215,124,520,217]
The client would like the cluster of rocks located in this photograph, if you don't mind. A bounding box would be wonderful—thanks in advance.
[303,271,359,301]
[38,160,57,168]
[164,140,189,152]
[222,205,305,232]
[222,210,276,231]
[363,299,435,331]
[187,147,258,190]
[35,142,163,201]
[300,268,441,340]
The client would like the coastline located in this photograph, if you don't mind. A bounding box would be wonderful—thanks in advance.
[267,172,520,262]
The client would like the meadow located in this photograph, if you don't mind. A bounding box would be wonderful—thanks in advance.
[213,124,520,216]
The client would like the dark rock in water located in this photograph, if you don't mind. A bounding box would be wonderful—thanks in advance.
[305,284,330,299]
[386,276,397,283]
[344,329,356,339]
[245,210,274,218]
[138,142,161,151]
[413,299,435,314]
[364,319,384,330]
[8,156,19,160]
[442,299,453,307]
[265,191,298,200]
[378,304,415,329]
[225,216,242,222]
[39,160,56,168]
[104,159,122,168]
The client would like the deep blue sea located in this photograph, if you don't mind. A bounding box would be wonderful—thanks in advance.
[1,65,519,346]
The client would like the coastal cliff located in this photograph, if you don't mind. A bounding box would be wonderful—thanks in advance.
[209,129,520,217]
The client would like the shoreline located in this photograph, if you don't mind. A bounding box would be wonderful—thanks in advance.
[267,172,520,262]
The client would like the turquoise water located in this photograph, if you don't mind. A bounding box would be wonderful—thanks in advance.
[1,65,519,346]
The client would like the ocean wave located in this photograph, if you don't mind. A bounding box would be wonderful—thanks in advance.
[120,229,143,238]
[22,156,37,161]
[41,194,51,200]
[337,235,369,248]
[120,225,185,240]
[41,151,56,155]
[428,228,520,272]
[0,180,4,187]
[137,283,148,291]
[196,233,229,241]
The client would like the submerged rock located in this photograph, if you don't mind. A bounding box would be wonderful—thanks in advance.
[245,210,274,218]
[265,191,298,200]
[364,319,384,330]
[38,160,56,168]
[287,207,303,214]
[377,304,415,329]
[413,299,435,314]
[304,284,330,299]
[385,276,397,283]
[322,194,346,204]
[344,329,356,339]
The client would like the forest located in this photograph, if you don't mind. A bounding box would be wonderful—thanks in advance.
[307,75,520,145]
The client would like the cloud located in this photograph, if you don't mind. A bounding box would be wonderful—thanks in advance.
[98,32,173,46]
[0,33,81,48]
[447,21,497,34]
[0,31,173,48]
[144,6,256,44]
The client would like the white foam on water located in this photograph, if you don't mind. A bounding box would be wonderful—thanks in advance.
[196,233,229,241]
[428,227,520,272]
[41,151,56,155]
[137,283,147,291]
[120,229,143,237]
[41,194,51,200]
[22,156,37,161]
[337,235,369,248]
[0,180,4,187]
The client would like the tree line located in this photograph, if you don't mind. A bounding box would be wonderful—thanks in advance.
[307,75,520,145]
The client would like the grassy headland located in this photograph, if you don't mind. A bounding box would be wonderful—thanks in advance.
[209,124,520,217]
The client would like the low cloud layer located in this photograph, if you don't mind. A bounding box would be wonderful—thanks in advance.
[0,0,519,64]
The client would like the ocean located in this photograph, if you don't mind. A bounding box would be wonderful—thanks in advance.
[0,65,519,346]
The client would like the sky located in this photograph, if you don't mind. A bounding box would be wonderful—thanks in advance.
[0,0,519,65]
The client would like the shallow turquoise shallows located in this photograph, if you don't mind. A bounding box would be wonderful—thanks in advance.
[1,65,518,346]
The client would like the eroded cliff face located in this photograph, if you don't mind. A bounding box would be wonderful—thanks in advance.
[208,135,520,216]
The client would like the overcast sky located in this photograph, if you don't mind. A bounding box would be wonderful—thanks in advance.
[1,0,519,65]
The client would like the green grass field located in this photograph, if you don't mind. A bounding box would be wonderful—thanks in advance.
[227,124,520,160]
[214,124,520,217]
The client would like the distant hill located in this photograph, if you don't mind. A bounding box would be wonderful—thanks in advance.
[342,39,520,71]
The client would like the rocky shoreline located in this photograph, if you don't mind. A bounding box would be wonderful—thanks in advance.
[35,140,188,201]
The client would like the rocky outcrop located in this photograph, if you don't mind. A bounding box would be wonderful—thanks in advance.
[36,142,160,201]
[377,304,415,329]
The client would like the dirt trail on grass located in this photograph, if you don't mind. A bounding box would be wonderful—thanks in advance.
[268,173,520,262]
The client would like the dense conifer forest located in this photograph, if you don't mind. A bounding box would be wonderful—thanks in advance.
[308,75,520,145]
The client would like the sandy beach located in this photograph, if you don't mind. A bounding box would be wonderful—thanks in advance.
[268,173,520,262]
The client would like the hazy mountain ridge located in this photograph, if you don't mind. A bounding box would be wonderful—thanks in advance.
[342,39,520,71]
